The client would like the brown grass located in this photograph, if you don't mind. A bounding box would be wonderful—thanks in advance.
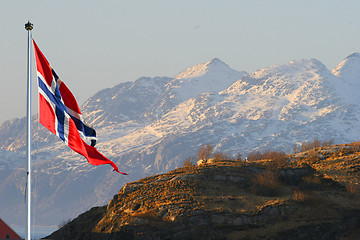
[293,190,307,202]
[292,190,311,202]
[292,190,321,205]
[131,208,159,220]
[248,150,287,162]
[299,150,322,165]
[346,183,359,194]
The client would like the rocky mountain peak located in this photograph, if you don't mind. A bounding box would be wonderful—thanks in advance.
[207,57,228,67]
[345,52,360,59]
[175,58,232,79]
[331,52,360,86]
[251,58,329,80]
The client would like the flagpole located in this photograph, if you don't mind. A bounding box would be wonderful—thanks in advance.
[25,21,33,240]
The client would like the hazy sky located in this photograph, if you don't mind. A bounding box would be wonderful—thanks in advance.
[1,0,360,124]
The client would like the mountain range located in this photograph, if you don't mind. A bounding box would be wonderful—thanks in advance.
[1,53,360,228]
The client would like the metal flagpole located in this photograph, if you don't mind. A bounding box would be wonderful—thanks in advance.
[25,20,33,240]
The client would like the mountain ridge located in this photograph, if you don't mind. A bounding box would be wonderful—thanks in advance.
[175,57,234,79]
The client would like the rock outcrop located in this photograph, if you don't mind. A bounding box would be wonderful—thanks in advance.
[46,144,360,240]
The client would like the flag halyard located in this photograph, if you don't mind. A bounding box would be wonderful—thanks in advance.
[33,40,126,175]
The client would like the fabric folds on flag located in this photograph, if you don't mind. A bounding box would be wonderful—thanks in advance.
[33,39,126,175]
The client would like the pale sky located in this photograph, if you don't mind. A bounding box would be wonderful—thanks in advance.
[1,0,360,124]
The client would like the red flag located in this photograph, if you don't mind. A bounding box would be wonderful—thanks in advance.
[33,40,126,175]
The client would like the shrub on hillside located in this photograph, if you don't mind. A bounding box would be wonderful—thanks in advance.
[294,139,334,154]
[346,183,359,194]
[293,190,310,202]
[247,151,263,161]
[235,152,243,161]
[292,190,321,205]
[301,175,322,190]
[247,150,287,167]
[301,141,317,152]
[253,169,282,197]
[350,141,360,152]
[183,157,196,167]
[322,139,334,147]
[212,152,230,161]
[196,144,214,162]
[262,150,287,161]
[293,190,312,203]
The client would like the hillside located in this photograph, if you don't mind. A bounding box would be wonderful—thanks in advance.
[46,143,360,240]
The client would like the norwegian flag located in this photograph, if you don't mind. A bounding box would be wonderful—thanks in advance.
[33,40,126,174]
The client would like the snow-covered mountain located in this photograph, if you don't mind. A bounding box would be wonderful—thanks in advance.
[332,52,360,86]
[1,55,360,227]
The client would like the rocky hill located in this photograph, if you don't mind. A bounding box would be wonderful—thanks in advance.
[46,143,360,240]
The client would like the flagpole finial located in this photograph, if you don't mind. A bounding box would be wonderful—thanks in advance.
[25,21,33,31]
